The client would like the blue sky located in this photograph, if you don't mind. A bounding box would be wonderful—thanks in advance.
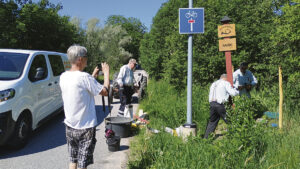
[33,0,168,31]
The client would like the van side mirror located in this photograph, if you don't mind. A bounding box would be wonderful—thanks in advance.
[34,67,45,80]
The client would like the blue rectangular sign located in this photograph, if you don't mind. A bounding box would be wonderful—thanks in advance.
[179,8,204,34]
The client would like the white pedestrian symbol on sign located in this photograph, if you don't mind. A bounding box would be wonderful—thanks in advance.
[185,11,197,32]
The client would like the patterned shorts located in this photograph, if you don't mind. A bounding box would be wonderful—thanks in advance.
[65,125,97,168]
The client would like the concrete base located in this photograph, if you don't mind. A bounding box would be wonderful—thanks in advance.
[181,123,197,140]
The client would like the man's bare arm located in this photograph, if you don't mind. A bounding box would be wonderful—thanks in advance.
[100,62,110,96]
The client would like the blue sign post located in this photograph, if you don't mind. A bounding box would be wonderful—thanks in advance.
[179,8,204,34]
[179,4,204,137]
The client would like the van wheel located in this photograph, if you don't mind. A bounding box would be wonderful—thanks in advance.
[10,113,32,148]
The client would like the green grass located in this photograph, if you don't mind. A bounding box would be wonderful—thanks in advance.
[128,80,300,169]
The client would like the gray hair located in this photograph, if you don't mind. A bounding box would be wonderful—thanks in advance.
[220,74,227,79]
[128,58,137,64]
[67,45,87,64]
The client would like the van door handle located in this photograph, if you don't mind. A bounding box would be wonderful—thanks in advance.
[48,83,52,86]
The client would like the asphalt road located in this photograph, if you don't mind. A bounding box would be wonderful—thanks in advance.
[0,94,139,169]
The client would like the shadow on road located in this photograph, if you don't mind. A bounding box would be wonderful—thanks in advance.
[0,105,113,159]
[119,145,129,151]
[96,105,111,125]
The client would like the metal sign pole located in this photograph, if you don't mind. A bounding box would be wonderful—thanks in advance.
[187,0,193,124]
[179,1,204,137]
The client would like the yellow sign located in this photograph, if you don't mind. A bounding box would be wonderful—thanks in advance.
[218,24,236,38]
[219,38,237,51]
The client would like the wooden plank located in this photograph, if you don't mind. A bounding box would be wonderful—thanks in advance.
[219,38,237,51]
[218,24,236,38]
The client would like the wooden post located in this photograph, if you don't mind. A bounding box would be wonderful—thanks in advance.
[218,16,236,86]
[225,49,233,86]
[279,66,283,129]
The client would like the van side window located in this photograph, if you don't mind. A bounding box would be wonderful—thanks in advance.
[48,55,65,76]
[28,54,48,82]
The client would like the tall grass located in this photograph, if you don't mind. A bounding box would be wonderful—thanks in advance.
[138,79,210,133]
[128,80,300,169]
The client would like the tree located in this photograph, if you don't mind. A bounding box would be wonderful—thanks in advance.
[0,0,83,52]
[100,24,132,71]
[16,0,82,52]
[106,15,147,61]
[139,0,186,80]
[82,18,132,72]
[270,1,300,109]
[139,32,165,80]
[83,18,104,73]
[140,0,279,89]
[0,1,19,48]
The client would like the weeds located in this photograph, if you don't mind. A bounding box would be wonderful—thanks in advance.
[128,80,300,169]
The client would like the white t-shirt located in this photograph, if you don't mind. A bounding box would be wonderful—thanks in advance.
[60,71,103,129]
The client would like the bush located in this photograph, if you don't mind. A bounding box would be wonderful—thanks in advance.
[128,80,300,169]
[223,96,268,167]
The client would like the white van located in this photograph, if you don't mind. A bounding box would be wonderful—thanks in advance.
[0,49,70,147]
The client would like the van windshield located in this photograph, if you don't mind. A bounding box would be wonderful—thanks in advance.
[0,52,29,80]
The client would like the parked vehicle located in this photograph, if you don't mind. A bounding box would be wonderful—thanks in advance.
[110,64,148,102]
[0,49,70,148]
[133,67,148,102]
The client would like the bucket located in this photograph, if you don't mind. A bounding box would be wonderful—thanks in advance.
[105,117,132,138]
[106,136,121,152]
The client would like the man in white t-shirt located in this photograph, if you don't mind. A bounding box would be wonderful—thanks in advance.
[204,74,239,139]
[60,45,109,169]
